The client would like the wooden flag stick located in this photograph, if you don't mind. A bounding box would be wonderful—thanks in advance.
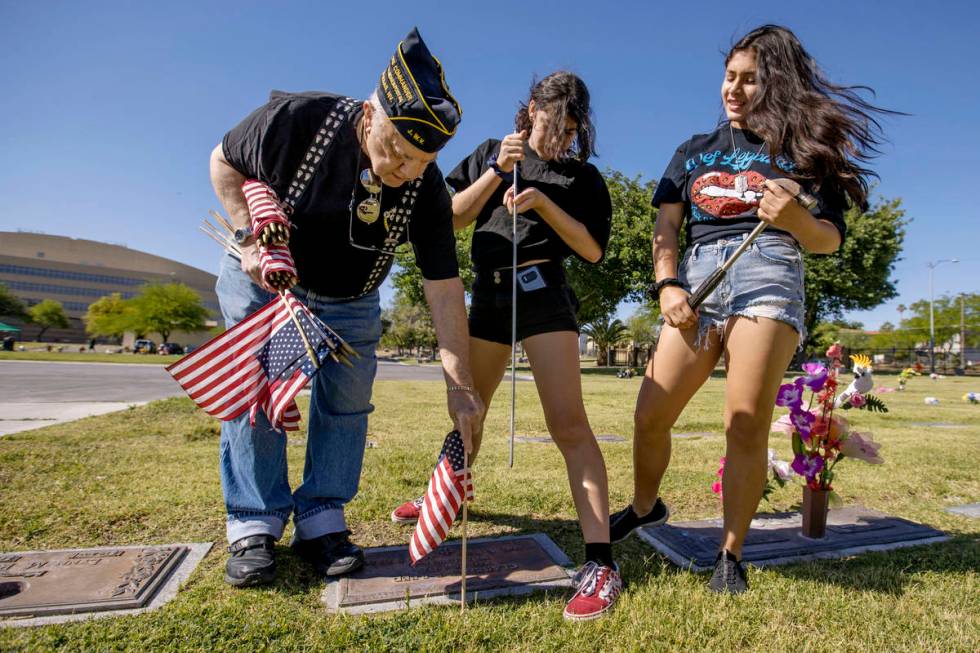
[199,225,241,260]
[278,292,320,370]
[460,450,469,612]
[201,220,239,251]
[209,209,236,235]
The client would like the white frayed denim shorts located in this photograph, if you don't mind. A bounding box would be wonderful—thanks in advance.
[678,232,806,349]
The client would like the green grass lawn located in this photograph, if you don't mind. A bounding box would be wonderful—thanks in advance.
[0,351,181,364]
[1,375,978,651]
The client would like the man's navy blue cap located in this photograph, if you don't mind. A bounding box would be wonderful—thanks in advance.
[378,27,462,153]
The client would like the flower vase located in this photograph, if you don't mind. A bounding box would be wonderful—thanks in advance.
[801,486,830,538]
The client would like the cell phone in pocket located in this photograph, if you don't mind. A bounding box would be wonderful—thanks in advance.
[517,265,547,292]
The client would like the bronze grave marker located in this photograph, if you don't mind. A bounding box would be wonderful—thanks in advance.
[637,506,948,571]
[322,533,574,614]
[0,545,189,619]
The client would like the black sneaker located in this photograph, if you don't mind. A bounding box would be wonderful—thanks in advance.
[609,498,669,543]
[225,535,277,587]
[291,530,365,577]
[708,550,748,594]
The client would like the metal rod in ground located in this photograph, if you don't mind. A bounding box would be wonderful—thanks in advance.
[460,450,469,612]
[278,291,320,370]
[509,162,519,468]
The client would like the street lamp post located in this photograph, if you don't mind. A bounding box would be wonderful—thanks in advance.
[927,258,959,374]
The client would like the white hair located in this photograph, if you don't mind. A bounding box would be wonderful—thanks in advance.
[367,91,390,128]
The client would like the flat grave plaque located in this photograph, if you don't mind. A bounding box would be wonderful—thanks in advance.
[322,533,574,614]
[908,422,967,429]
[0,545,190,619]
[672,431,715,439]
[512,434,625,444]
[946,503,980,518]
[513,435,552,444]
[637,506,948,572]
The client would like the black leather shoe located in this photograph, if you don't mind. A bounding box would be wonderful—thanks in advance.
[292,530,365,577]
[225,535,277,587]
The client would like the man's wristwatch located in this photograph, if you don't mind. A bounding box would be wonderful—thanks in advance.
[233,226,254,246]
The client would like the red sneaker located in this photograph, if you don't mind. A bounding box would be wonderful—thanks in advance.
[563,561,622,621]
[390,496,425,523]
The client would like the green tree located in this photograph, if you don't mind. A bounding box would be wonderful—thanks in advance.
[565,171,657,323]
[626,302,661,348]
[0,283,26,319]
[808,319,871,355]
[83,293,129,340]
[127,283,209,343]
[380,291,436,357]
[899,293,980,351]
[802,196,907,343]
[581,316,628,366]
[392,225,474,308]
[28,299,70,341]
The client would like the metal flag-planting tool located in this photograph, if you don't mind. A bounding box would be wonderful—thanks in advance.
[509,162,519,468]
[687,178,818,310]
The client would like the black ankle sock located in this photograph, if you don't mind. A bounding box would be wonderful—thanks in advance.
[585,542,614,568]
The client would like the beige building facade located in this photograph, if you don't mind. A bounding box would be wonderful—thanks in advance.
[0,231,219,345]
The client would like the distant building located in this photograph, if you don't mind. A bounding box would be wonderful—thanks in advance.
[0,231,219,344]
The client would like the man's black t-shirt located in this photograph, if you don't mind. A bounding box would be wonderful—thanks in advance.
[445,139,612,271]
[222,91,458,298]
[651,125,848,246]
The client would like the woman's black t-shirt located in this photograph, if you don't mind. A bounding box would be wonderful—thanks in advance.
[651,125,848,246]
[446,139,612,271]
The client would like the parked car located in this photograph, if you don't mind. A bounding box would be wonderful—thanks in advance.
[158,343,184,355]
[133,339,156,354]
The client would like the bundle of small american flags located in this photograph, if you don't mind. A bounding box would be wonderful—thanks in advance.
[166,293,356,431]
[242,180,298,290]
[409,430,474,565]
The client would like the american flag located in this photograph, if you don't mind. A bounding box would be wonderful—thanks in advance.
[166,293,344,431]
[242,179,288,233]
[259,243,298,282]
[409,430,474,565]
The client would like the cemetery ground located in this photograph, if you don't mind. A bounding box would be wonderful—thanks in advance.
[1,375,978,651]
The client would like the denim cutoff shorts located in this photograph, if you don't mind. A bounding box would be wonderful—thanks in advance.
[678,232,806,348]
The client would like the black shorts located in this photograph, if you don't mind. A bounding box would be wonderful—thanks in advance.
[468,264,580,345]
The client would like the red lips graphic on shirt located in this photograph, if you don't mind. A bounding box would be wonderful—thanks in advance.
[691,170,767,219]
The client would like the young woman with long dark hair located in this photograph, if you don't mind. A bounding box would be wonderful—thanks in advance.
[609,25,892,593]
[390,71,620,620]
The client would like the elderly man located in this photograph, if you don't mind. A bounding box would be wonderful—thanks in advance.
[209,28,482,587]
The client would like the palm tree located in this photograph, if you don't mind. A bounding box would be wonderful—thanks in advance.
[582,316,629,366]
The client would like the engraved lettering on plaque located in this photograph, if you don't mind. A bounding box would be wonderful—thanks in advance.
[0,545,188,618]
[111,548,176,598]
[71,550,124,560]
[337,536,571,609]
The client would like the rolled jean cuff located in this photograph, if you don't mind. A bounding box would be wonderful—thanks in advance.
[294,506,347,540]
[226,513,286,544]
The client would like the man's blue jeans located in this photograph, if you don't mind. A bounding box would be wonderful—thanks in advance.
[215,255,381,544]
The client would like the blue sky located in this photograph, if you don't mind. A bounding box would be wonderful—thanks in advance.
[2,0,977,328]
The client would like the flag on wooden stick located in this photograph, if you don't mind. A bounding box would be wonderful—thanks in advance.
[409,430,474,565]
[166,293,355,431]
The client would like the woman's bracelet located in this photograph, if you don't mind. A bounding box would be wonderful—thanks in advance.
[447,384,475,393]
